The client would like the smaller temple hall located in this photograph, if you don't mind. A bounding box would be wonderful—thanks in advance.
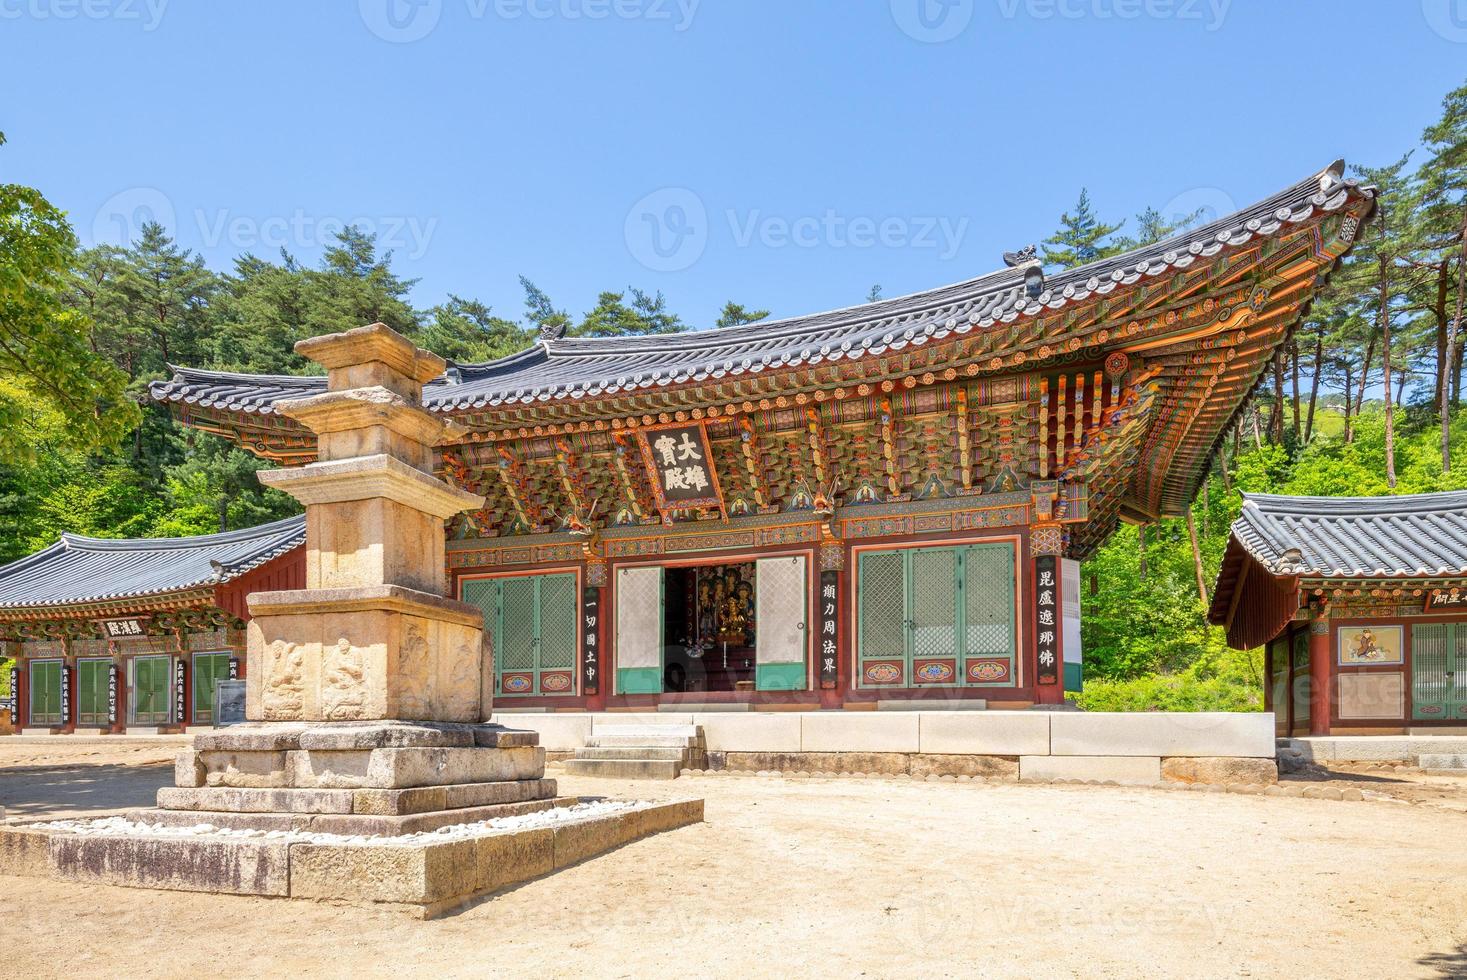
[1210,491,1467,736]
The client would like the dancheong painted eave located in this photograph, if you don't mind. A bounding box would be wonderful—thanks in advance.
[0,514,305,613]
[149,162,1375,532]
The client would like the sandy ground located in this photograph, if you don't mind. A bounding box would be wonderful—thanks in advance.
[3,745,1467,979]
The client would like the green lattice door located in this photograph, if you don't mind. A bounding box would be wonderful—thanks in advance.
[131,655,172,724]
[1412,623,1467,721]
[856,543,1016,688]
[462,573,578,697]
[192,653,232,724]
[77,658,111,726]
[28,660,63,726]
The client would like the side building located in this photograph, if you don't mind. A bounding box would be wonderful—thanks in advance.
[0,517,304,733]
[152,163,1374,713]
[1210,492,1467,736]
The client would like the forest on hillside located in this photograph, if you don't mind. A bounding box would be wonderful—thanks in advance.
[1,79,1464,708]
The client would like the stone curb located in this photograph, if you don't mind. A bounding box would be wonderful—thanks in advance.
[674,768,1375,802]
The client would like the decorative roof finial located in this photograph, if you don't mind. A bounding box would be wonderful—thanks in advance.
[539,320,568,342]
[1002,244,1039,268]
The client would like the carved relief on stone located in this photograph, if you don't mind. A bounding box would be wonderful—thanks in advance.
[443,631,479,718]
[398,620,431,718]
[261,639,305,719]
[321,636,366,720]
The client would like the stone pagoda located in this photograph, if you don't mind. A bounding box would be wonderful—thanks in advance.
[158,323,562,834]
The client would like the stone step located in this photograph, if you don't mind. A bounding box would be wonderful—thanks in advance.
[562,758,683,780]
[586,735,703,749]
[1418,753,1467,770]
[576,747,691,762]
[592,724,701,739]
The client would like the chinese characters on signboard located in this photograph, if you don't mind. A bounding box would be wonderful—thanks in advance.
[6,665,16,715]
[108,663,119,725]
[1426,589,1467,611]
[229,657,240,680]
[174,657,187,723]
[636,422,724,516]
[103,618,146,639]
[59,661,72,723]
[818,570,840,689]
[582,586,601,696]
[1034,555,1060,686]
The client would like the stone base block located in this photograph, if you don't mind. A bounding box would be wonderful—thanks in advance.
[3,798,705,916]
[49,834,292,896]
[1162,756,1278,785]
[908,754,1020,780]
[1019,755,1162,785]
[129,794,572,837]
[712,751,911,775]
[562,759,681,780]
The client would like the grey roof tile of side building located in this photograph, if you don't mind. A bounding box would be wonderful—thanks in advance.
[0,514,305,610]
[150,162,1371,415]
[1229,492,1467,579]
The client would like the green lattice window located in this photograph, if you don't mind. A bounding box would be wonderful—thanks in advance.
[77,658,111,727]
[1412,623,1467,721]
[130,655,172,725]
[856,543,1017,688]
[192,653,232,725]
[28,660,63,726]
[462,573,578,697]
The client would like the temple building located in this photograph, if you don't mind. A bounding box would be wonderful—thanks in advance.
[133,162,1373,714]
[0,518,304,733]
[1210,492,1467,737]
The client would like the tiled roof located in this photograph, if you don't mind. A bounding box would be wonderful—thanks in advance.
[1228,492,1467,579]
[0,515,305,611]
[150,161,1369,415]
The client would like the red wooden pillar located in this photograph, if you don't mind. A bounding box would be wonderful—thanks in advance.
[1309,610,1332,736]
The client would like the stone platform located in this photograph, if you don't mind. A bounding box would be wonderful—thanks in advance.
[3,719,703,916]
[2,797,704,918]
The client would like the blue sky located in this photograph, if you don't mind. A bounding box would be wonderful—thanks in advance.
[2,0,1464,331]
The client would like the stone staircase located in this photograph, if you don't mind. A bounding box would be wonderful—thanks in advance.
[563,725,707,780]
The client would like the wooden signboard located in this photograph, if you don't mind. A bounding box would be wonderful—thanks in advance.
[1425,589,1467,612]
[102,618,148,639]
[1034,556,1060,686]
[636,421,725,517]
[818,570,840,689]
[174,657,187,723]
[582,586,601,696]
[107,662,119,725]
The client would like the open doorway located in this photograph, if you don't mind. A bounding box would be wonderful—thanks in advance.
[662,562,757,693]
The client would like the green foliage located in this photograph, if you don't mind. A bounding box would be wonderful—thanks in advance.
[1041,188,1125,269]
[714,301,769,329]
[0,133,139,460]
[1070,646,1263,712]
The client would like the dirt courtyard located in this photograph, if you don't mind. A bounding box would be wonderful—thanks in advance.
[3,743,1466,979]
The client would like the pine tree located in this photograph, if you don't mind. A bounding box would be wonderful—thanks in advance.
[1041,189,1125,269]
[713,301,769,329]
